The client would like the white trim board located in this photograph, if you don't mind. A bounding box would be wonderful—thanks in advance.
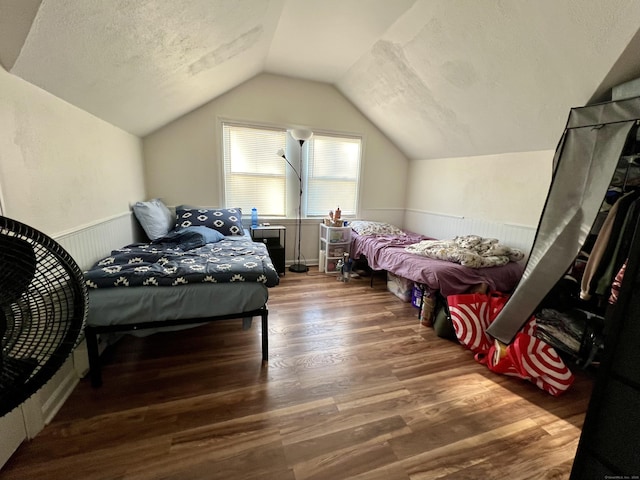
[404,209,537,254]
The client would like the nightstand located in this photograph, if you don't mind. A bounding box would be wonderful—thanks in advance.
[250,225,286,275]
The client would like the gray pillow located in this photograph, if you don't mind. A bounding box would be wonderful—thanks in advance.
[132,199,174,240]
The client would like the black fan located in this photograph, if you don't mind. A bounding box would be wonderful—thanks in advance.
[0,216,87,417]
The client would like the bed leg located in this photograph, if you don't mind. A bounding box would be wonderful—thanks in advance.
[370,268,379,288]
[261,309,268,362]
[85,326,102,388]
[242,317,253,330]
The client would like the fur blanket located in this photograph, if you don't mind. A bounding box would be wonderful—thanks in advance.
[405,235,525,268]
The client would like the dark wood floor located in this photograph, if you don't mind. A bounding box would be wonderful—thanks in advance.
[1,268,594,479]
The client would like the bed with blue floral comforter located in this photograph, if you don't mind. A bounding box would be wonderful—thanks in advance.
[84,227,279,289]
[83,227,279,386]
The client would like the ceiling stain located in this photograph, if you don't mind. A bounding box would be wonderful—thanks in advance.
[440,61,477,90]
[349,39,473,156]
[189,25,263,75]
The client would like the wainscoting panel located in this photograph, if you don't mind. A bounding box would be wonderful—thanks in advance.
[54,212,141,270]
[52,211,142,377]
[404,209,537,256]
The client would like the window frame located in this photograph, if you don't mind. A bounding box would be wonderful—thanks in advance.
[303,132,362,218]
[221,121,289,218]
[0,180,5,216]
[220,119,363,220]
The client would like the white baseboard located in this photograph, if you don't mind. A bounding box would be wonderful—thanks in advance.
[0,409,27,468]
[40,359,80,426]
[73,340,90,378]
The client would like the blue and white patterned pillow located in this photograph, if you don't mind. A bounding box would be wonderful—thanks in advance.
[175,206,244,236]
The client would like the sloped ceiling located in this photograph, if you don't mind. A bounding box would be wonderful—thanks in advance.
[3,0,640,160]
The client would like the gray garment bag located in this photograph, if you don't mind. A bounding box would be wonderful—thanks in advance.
[487,96,640,344]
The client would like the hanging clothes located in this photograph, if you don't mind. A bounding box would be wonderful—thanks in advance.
[593,195,640,297]
[580,198,622,300]
[608,259,627,305]
[580,190,640,300]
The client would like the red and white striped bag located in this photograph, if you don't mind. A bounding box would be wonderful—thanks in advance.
[481,333,575,396]
[448,292,508,355]
[448,292,574,396]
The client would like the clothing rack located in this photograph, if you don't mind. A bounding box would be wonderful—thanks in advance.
[621,154,640,192]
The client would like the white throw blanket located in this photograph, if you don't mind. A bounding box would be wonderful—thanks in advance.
[405,235,525,268]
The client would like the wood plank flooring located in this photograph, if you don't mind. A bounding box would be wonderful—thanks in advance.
[1,268,594,479]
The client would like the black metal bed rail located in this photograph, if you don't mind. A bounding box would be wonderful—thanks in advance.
[85,306,268,387]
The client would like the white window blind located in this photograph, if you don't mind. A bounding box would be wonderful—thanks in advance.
[223,123,287,216]
[222,122,362,219]
[305,134,361,216]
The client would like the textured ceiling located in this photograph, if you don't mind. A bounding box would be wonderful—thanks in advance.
[4,0,640,160]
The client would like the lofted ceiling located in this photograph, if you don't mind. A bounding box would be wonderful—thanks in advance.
[3,0,640,160]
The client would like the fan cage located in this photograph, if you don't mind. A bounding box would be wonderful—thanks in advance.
[0,216,87,417]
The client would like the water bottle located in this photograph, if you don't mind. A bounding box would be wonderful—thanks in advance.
[251,208,258,228]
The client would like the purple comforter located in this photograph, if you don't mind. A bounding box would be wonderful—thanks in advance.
[351,231,525,297]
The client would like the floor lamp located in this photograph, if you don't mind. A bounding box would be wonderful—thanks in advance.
[278,128,313,273]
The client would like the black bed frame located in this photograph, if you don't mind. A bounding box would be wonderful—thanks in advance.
[85,306,269,387]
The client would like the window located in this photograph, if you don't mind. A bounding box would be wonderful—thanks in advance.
[305,134,361,217]
[222,122,361,218]
[223,123,287,216]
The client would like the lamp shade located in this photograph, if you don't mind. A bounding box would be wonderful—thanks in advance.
[290,129,313,142]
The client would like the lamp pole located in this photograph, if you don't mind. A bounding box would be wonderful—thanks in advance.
[289,138,307,273]
[279,129,313,273]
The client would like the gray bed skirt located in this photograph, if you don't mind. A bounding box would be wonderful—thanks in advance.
[87,282,269,333]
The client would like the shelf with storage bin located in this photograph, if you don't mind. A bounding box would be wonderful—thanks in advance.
[319,223,351,274]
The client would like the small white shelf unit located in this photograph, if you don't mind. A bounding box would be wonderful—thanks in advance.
[319,223,352,274]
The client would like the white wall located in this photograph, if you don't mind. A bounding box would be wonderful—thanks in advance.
[0,67,146,235]
[0,65,146,466]
[404,150,555,252]
[143,73,409,264]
